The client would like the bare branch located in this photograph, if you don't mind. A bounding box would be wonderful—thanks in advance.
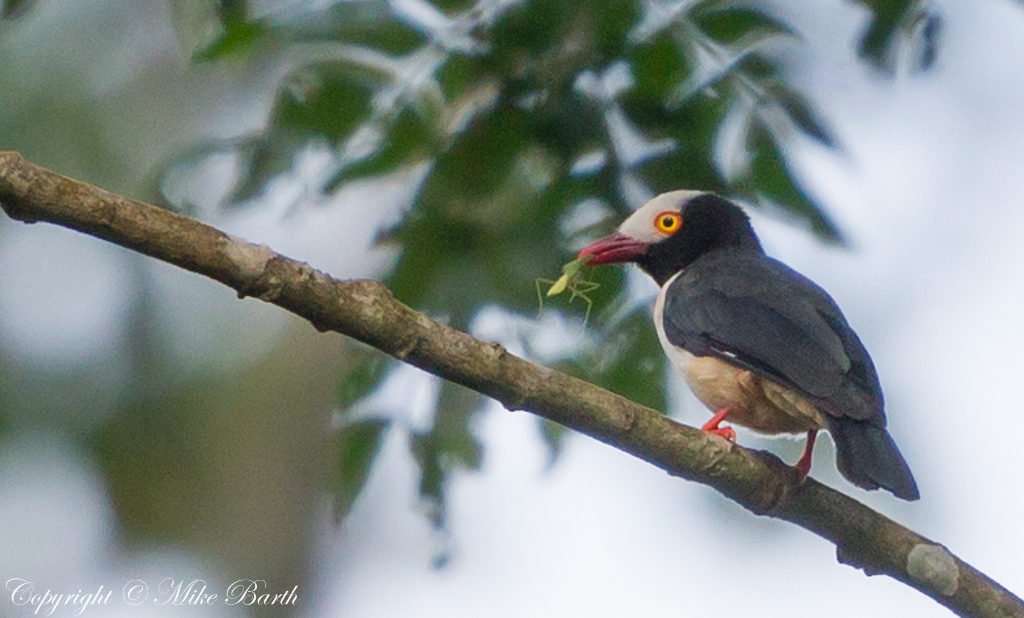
[0,151,1020,618]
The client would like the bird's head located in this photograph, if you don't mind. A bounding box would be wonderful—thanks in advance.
[578,191,764,286]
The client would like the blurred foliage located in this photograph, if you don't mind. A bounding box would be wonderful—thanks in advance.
[333,418,389,523]
[411,383,482,526]
[0,0,31,19]
[335,351,392,408]
[169,0,268,60]
[162,0,941,533]
[852,0,942,72]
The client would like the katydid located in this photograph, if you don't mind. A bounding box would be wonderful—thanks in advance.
[536,257,600,324]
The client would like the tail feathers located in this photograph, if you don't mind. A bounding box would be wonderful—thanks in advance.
[828,417,920,501]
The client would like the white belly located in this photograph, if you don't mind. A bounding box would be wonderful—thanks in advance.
[653,274,699,385]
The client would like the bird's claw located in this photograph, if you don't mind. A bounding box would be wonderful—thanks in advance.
[703,426,737,442]
[701,408,736,442]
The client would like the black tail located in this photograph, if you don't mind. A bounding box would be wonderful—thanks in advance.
[827,417,920,501]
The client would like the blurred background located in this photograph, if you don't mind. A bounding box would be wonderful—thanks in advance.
[0,0,1022,616]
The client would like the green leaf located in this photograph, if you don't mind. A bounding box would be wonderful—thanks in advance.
[336,354,391,409]
[438,55,487,100]
[410,432,444,524]
[538,418,570,467]
[334,419,389,522]
[169,0,224,60]
[434,382,484,471]
[273,1,424,54]
[274,64,375,142]
[411,382,483,529]
[597,309,667,411]
[627,95,730,195]
[156,135,254,212]
[193,19,270,63]
[692,6,795,45]
[217,0,249,25]
[487,0,634,91]
[488,1,578,63]
[325,107,439,191]
[232,134,303,202]
[592,0,641,59]
[734,52,781,81]
[233,62,375,200]
[770,84,837,148]
[557,309,667,412]
[628,36,692,102]
[854,0,913,69]
[852,0,941,73]
[747,124,843,242]
[1,0,31,19]
[425,0,475,12]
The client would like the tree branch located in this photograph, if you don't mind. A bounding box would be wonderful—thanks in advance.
[0,151,1019,618]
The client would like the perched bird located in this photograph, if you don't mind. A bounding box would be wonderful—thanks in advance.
[578,191,919,500]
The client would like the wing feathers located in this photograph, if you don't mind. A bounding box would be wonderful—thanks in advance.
[662,251,882,422]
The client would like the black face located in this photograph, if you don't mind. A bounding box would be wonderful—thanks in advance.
[636,194,764,286]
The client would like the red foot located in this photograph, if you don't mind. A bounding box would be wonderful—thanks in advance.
[701,409,737,442]
[794,429,818,478]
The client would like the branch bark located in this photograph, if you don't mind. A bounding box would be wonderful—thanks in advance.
[0,151,1019,618]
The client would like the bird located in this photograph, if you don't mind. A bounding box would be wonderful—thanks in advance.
[577,190,919,500]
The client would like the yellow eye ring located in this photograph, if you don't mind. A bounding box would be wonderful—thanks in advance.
[654,211,682,234]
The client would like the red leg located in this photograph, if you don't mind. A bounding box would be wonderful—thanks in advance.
[701,408,736,442]
[794,429,818,477]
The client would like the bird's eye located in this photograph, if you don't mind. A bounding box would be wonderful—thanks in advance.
[654,211,682,234]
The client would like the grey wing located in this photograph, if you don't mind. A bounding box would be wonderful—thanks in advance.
[662,254,882,421]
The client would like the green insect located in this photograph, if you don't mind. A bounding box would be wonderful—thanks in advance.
[536,257,601,325]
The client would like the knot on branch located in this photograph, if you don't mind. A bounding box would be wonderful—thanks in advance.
[745,450,798,514]
[0,151,39,223]
[907,544,959,596]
